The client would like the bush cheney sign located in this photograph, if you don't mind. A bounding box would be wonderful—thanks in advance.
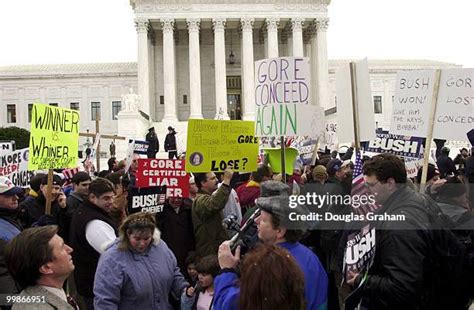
[136,159,189,198]
[129,139,149,155]
[128,186,166,215]
[254,57,323,137]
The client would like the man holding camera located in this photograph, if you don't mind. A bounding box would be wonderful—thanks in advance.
[215,181,328,310]
[255,184,328,310]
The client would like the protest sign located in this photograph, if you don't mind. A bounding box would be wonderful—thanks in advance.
[136,159,190,198]
[263,147,298,174]
[361,129,423,158]
[292,138,319,166]
[186,119,258,172]
[254,57,323,138]
[128,186,166,215]
[129,139,149,155]
[320,121,338,152]
[28,104,80,170]
[390,70,436,137]
[433,68,474,141]
[0,141,15,156]
[89,133,101,161]
[404,157,424,179]
[124,140,136,173]
[336,59,376,143]
[0,148,33,187]
[344,224,376,282]
[255,104,324,137]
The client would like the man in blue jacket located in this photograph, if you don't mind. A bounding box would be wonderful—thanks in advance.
[214,182,328,310]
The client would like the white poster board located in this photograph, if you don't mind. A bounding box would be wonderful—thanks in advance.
[390,70,436,137]
[254,57,321,138]
[0,141,15,156]
[336,59,376,143]
[433,68,474,141]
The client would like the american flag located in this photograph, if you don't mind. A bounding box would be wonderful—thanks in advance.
[63,167,80,180]
[351,150,378,215]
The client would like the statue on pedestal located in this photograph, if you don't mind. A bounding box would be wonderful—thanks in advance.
[109,141,116,157]
[121,87,141,112]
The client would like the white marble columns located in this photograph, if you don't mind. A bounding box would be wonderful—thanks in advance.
[266,18,279,58]
[291,18,304,57]
[161,18,178,122]
[135,16,330,121]
[213,18,229,120]
[240,18,255,121]
[135,19,151,117]
[315,18,329,108]
[187,18,203,119]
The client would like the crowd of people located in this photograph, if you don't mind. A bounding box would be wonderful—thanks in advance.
[0,144,473,310]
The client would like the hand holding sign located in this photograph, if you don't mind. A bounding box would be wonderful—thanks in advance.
[223,168,233,186]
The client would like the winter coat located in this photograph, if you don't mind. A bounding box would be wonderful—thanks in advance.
[18,192,68,236]
[93,231,188,310]
[214,242,329,310]
[279,242,328,310]
[357,185,440,309]
[156,202,195,272]
[192,185,230,257]
[164,132,177,152]
[436,154,457,178]
[146,132,160,153]
[213,271,239,310]
[235,181,260,213]
[0,207,22,294]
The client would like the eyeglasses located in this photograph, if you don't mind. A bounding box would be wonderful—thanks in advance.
[364,180,381,188]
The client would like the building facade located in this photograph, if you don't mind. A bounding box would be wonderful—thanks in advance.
[0,0,461,156]
[0,60,459,148]
[130,0,331,123]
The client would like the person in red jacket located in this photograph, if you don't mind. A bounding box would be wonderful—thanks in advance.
[236,165,272,216]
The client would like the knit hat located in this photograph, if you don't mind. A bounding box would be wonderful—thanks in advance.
[313,165,328,179]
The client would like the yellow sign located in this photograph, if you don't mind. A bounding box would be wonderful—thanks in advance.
[263,147,299,174]
[186,119,259,172]
[28,104,80,170]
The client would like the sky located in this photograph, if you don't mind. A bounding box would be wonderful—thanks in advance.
[0,0,472,67]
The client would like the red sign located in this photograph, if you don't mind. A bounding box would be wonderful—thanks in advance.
[136,159,190,198]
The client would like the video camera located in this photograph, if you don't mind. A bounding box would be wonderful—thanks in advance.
[222,208,261,255]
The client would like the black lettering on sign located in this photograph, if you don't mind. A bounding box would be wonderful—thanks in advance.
[237,135,258,144]
[210,160,241,171]
[33,105,79,133]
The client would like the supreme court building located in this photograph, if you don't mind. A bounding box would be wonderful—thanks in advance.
[131,0,331,123]
[0,0,460,156]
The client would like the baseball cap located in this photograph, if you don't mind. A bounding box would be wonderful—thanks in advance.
[0,176,23,196]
